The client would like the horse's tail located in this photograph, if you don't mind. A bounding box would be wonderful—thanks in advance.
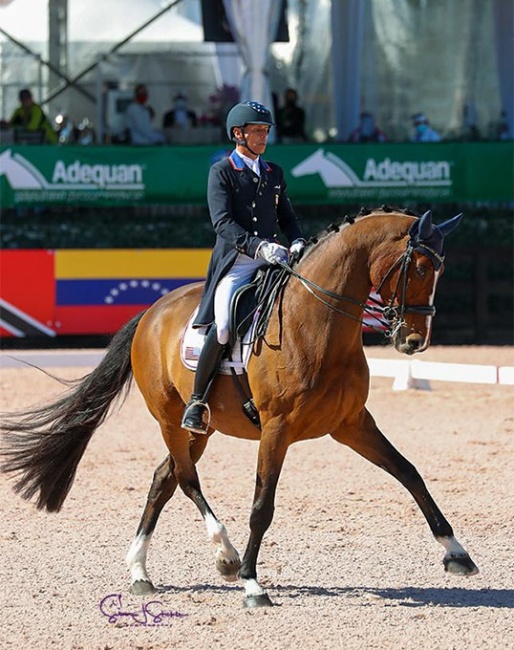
[0,311,146,513]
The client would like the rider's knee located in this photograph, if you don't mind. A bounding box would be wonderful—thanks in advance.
[216,326,230,345]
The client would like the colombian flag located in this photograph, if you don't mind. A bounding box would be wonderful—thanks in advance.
[54,249,210,334]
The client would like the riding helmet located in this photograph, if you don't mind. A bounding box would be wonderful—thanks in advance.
[225,101,275,140]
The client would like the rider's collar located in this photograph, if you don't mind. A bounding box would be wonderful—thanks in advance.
[229,150,271,173]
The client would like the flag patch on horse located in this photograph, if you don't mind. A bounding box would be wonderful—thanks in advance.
[180,307,254,375]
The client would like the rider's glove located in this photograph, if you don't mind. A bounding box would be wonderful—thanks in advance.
[255,241,289,265]
[289,238,307,261]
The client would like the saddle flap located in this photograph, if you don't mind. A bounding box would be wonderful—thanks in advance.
[229,266,287,347]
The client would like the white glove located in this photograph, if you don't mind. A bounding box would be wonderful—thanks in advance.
[289,238,306,259]
[256,241,289,265]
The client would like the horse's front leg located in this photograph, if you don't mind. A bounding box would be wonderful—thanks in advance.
[239,429,289,608]
[331,409,479,577]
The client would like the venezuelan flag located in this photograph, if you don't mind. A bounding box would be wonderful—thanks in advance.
[54,249,210,334]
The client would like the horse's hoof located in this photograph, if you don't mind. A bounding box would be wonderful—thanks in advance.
[216,551,241,582]
[443,554,479,576]
[130,580,156,595]
[243,594,274,608]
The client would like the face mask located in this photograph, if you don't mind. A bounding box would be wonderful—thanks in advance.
[174,99,187,111]
[360,116,375,137]
[416,124,427,135]
[136,93,148,104]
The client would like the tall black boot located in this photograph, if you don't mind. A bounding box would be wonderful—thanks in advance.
[181,327,227,434]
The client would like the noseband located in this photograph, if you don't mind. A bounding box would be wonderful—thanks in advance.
[280,238,443,338]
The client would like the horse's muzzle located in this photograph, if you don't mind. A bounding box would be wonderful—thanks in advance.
[394,332,428,355]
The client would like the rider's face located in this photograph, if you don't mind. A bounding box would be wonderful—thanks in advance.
[235,124,270,157]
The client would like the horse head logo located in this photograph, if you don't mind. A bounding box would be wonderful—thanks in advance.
[291,148,360,188]
[0,149,47,189]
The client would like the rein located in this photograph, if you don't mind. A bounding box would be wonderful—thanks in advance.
[278,239,440,338]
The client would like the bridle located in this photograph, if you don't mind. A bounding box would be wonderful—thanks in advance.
[278,238,444,339]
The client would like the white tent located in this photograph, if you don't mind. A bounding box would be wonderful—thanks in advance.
[1,0,511,142]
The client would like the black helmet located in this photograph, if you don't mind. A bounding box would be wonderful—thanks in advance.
[226,101,275,140]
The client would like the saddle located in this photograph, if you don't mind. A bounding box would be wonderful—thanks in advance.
[180,265,290,428]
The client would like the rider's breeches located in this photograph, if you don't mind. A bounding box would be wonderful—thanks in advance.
[214,254,268,344]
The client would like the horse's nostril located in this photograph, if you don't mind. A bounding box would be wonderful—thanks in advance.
[406,334,423,350]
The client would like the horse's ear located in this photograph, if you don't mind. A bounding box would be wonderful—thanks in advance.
[418,210,434,240]
[438,213,463,237]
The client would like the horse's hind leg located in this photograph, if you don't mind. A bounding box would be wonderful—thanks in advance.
[164,429,241,583]
[126,454,178,594]
[331,409,478,576]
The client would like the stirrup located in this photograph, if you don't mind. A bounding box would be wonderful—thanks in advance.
[181,398,211,434]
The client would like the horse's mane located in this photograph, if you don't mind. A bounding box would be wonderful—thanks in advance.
[299,204,420,264]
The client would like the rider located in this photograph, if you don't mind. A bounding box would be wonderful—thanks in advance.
[181,100,307,434]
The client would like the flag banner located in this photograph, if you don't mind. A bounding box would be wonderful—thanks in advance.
[1,249,209,337]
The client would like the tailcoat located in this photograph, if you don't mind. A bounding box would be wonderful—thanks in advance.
[193,150,304,328]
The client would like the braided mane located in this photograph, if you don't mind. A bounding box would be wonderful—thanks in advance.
[301,205,421,261]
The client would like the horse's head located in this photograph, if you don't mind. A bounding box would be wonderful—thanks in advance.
[372,210,462,355]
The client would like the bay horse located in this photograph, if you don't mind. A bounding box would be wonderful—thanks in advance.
[0,207,479,608]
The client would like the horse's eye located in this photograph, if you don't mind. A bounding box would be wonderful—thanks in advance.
[415,264,428,278]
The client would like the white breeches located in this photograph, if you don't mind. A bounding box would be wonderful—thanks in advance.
[214,254,268,344]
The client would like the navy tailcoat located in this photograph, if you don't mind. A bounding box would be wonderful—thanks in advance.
[193,150,304,328]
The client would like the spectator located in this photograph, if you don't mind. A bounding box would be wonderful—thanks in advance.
[348,111,387,143]
[494,110,512,140]
[276,88,307,143]
[124,84,165,145]
[411,112,441,142]
[163,93,198,129]
[8,88,57,144]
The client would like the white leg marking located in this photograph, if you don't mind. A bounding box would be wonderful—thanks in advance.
[242,578,267,598]
[126,531,153,584]
[204,512,239,563]
[437,535,468,557]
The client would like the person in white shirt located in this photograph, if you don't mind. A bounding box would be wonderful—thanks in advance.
[124,84,165,145]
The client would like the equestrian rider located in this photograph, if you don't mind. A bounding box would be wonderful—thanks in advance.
[181,100,306,434]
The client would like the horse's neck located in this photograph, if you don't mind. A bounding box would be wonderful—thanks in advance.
[298,226,373,308]
[284,217,400,351]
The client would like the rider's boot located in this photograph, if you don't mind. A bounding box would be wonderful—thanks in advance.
[181,327,227,434]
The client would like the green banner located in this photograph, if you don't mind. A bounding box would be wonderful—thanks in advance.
[0,141,512,207]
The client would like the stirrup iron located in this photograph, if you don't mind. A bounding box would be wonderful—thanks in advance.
[181,398,212,434]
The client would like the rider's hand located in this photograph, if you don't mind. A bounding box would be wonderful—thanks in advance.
[255,241,289,265]
[289,238,306,261]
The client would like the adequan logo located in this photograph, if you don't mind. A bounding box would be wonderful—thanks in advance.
[0,149,145,201]
[291,147,453,199]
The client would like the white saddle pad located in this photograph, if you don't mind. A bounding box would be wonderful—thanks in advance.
[180,307,255,375]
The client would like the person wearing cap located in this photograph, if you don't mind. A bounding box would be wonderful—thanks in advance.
[411,112,441,142]
[181,100,306,434]
[9,88,58,144]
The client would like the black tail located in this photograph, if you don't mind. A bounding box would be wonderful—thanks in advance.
[0,311,146,512]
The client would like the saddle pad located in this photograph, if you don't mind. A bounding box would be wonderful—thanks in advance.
[180,307,255,375]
